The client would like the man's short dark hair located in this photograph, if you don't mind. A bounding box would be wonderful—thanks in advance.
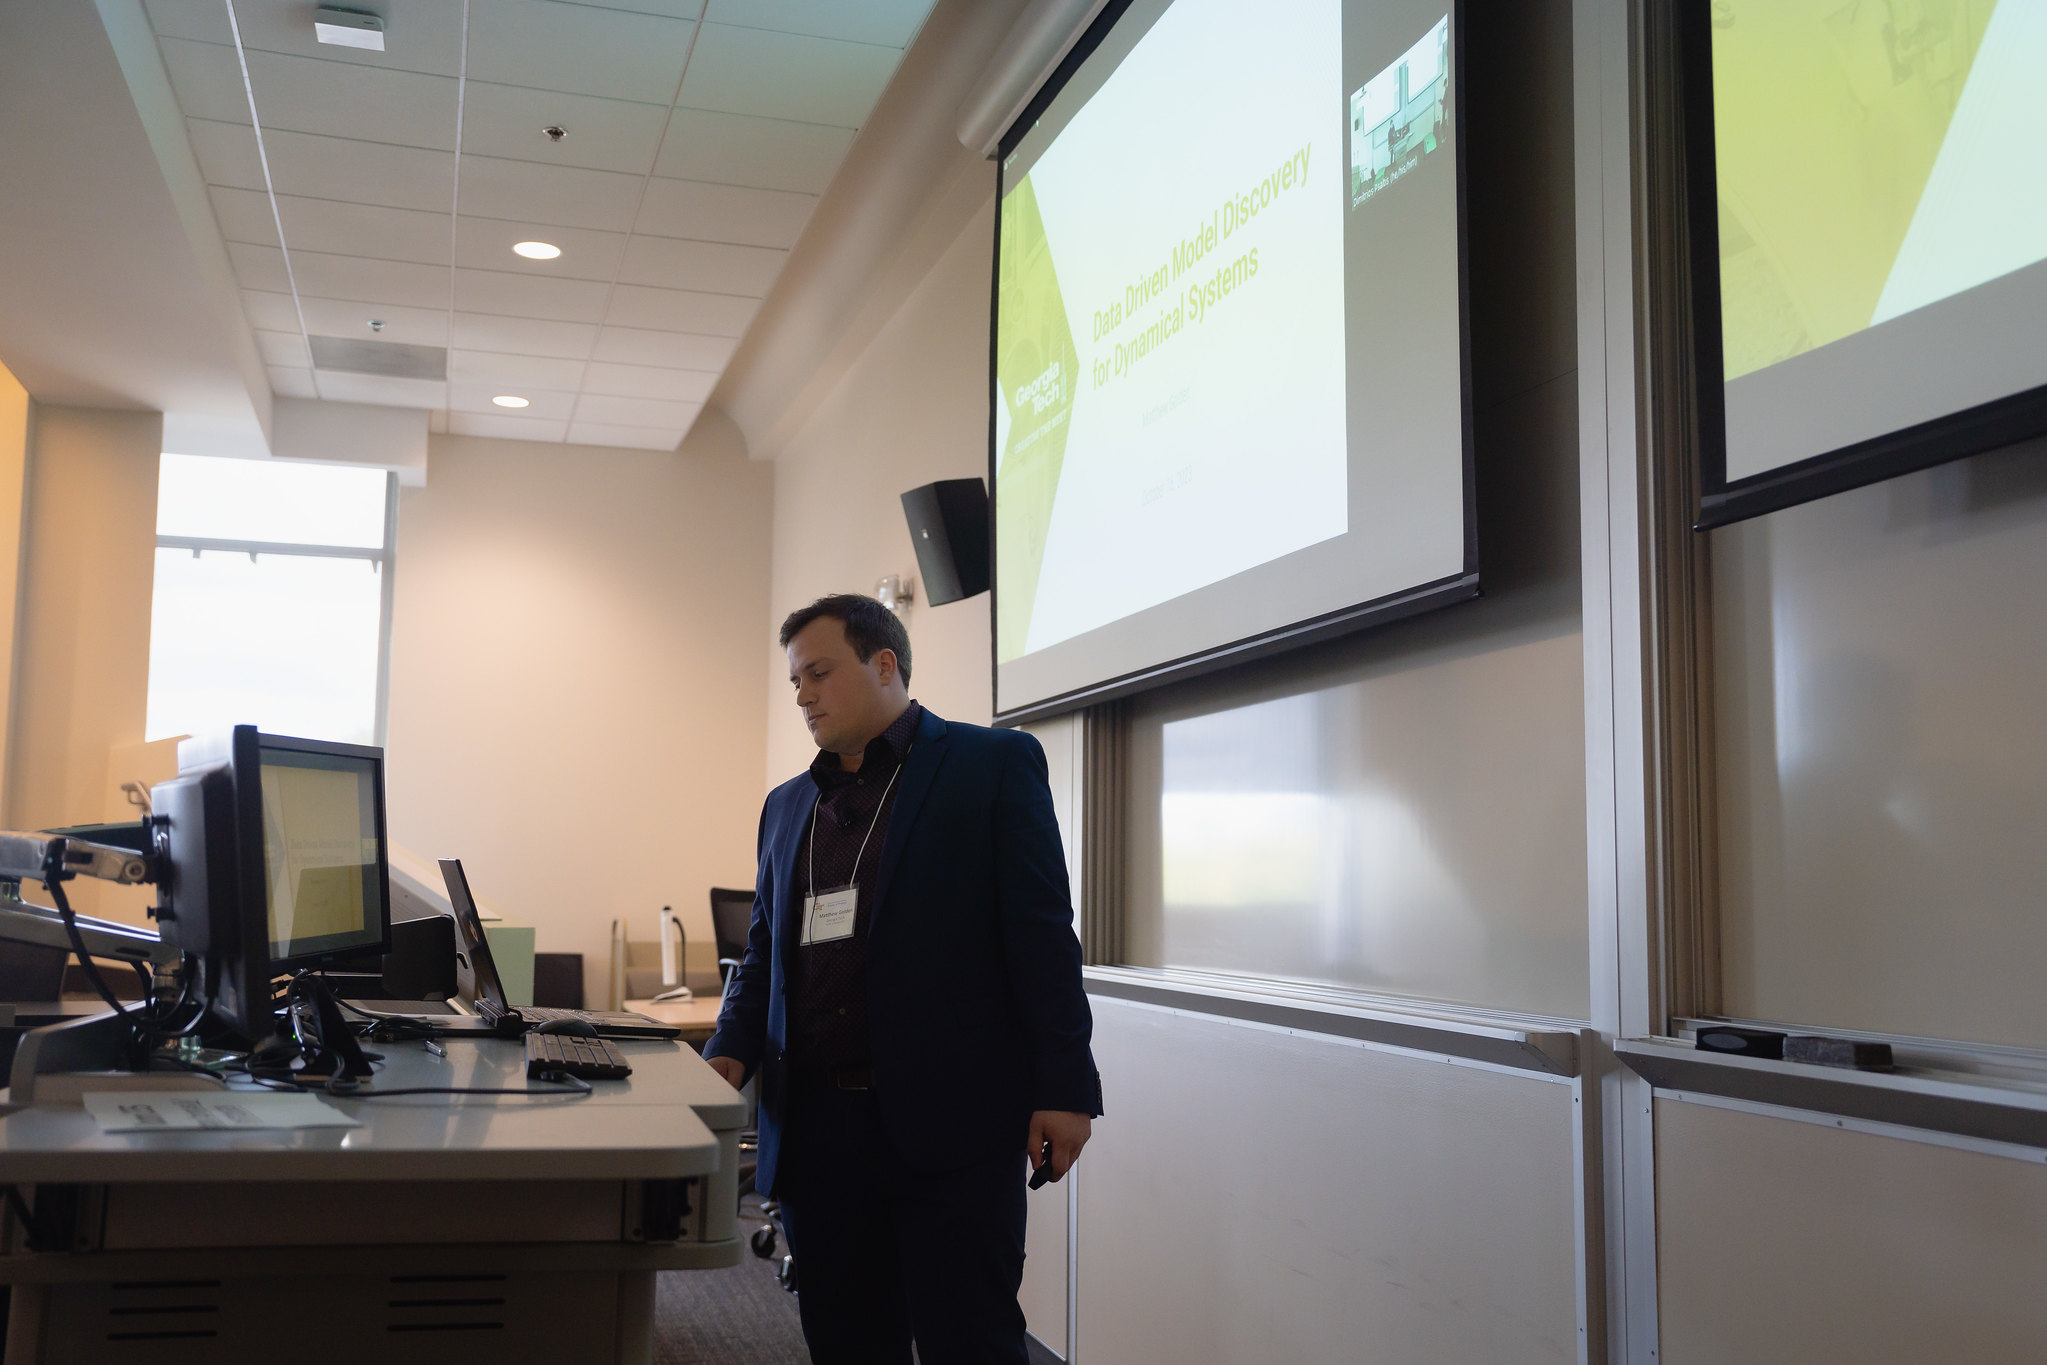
[780,593,912,682]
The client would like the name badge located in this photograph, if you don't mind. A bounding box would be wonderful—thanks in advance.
[801,885,859,945]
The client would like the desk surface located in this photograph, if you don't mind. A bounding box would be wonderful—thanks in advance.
[0,1030,746,1185]
[623,994,724,1040]
[1,1000,119,1025]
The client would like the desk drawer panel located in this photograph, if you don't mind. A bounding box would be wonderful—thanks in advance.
[27,1269,619,1363]
[101,1180,622,1248]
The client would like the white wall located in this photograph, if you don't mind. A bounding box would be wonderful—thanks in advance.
[384,415,772,1006]
[0,362,31,821]
[5,403,161,923]
[759,192,997,785]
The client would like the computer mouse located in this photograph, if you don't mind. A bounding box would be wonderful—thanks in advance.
[533,1018,601,1038]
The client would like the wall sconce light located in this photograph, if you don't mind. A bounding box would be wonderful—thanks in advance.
[875,574,915,615]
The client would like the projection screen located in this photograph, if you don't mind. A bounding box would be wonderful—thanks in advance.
[991,0,1474,721]
[1697,0,2047,527]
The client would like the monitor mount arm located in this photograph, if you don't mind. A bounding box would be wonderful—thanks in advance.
[0,830,176,966]
[0,830,157,887]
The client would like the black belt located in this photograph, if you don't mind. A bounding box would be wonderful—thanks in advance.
[793,1064,874,1091]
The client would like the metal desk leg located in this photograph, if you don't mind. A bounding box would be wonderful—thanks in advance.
[615,1269,655,1365]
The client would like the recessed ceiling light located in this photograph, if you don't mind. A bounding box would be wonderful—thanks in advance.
[512,241,561,260]
[492,395,530,409]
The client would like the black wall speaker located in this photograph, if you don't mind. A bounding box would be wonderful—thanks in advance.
[901,478,990,606]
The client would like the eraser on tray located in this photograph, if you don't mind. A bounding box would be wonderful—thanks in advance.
[1783,1036,1893,1071]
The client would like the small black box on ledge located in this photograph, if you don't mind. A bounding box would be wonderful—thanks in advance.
[1694,1025,1785,1059]
[1784,1036,1895,1071]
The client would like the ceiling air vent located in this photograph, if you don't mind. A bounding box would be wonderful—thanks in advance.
[308,336,447,381]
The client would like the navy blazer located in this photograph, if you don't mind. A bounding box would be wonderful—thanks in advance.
[705,706,1100,1195]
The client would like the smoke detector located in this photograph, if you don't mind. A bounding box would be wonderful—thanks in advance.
[314,8,385,50]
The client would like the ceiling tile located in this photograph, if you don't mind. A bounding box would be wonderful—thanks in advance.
[209,186,279,246]
[290,251,452,309]
[582,362,716,402]
[454,217,625,280]
[460,82,668,175]
[459,156,644,233]
[227,242,290,293]
[452,267,608,323]
[299,297,449,347]
[448,412,570,442]
[448,350,587,389]
[676,23,898,128]
[244,50,458,151]
[188,118,265,190]
[466,1,694,104]
[605,285,758,336]
[241,290,302,332]
[268,366,319,398]
[635,178,815,249]
[144,0,231,45]
[452,312,597,359]
[577,0,706,18]
[261,130,455,212]
[255,329,311,367]
[618,236,785,295]
[158,37,249,125]
[447,383,578,419]
[653,109,853,194]
[209,0,467,78]
[275,197,452,266]
[702,0,933,47]
[573,393,703,428]
[314,372,448,408]
[566,422,686,450]
[589,326,736,369]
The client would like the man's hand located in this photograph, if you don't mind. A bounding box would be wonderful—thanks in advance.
[705,1055,747,1090]
[1027,1110,1092,1181]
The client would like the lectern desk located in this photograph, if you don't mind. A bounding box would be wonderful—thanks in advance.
[0,1028,745,1364]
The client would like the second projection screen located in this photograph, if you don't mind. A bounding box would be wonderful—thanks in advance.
[1711,0,2047,499]
[994,0,1471,717]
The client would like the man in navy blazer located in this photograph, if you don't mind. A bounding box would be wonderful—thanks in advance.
[705,594,1101,1365]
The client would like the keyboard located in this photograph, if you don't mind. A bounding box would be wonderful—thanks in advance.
[525,1031,632,1081]
[521,1007,607,1025]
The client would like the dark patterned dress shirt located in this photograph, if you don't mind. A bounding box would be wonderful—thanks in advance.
[788,700,922,1072]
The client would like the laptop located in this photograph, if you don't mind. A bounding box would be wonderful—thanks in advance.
[356,860,680,1040]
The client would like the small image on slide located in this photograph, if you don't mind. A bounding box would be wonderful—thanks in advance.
[1349,15,1450,208]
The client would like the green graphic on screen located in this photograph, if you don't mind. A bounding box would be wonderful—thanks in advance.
[994,173,1080,664]
[1714,0,2045,381]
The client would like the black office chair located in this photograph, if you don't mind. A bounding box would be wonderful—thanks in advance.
[707,886,792,1289]
[708,887,753,1002]
[532,953,584,1010]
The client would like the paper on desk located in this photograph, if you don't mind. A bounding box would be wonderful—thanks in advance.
[83,1091,363,1133]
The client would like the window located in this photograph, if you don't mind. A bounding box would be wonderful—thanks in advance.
[145,454,394,747]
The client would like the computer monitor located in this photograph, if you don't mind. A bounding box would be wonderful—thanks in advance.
[256,737,388,972]
[154,726,391,1043]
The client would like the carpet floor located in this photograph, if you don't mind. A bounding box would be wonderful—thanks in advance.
[654,1197,811,1364]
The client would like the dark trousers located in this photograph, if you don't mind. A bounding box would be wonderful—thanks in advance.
[777,1080,1029,1365]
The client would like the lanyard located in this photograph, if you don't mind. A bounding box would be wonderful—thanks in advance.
[806,756,904,900]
